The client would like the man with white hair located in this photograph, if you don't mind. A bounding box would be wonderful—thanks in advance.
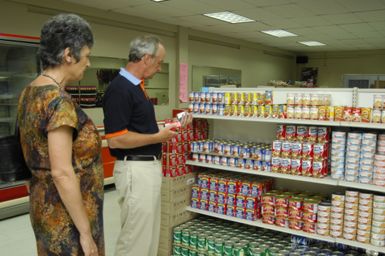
[103,35,188,255]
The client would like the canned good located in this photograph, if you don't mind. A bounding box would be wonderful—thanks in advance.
[173,245,182,255]
[190,231,198,249]
[174,227,182,244]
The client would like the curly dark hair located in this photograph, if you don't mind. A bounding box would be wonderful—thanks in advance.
[38,13,94,69]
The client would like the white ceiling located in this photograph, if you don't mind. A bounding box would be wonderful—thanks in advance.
[61,0,385,53]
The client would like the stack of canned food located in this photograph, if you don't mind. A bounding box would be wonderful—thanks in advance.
[188,90,385,124]
[374,135,385,187]
[261,190,322,233]
[172,216,365,256]
[162,119,208,177]
[191,171,273,221]
[372,94,385,123]
[190,139,272,171]
[317,191,385,248]
[286,93,332,120]
[271,125,330,178]
[331,131,385,186]
[188,90,286,118]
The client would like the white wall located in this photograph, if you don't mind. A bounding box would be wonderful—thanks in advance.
[296,50,385,87]
[0,0,296,124]
[188,39,295,88]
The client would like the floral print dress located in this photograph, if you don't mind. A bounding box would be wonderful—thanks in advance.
[17,85,105,255]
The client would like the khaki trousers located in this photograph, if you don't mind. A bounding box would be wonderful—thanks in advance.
[113,159,162,256]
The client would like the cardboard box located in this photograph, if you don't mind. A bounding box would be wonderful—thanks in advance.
[161,209,197,227]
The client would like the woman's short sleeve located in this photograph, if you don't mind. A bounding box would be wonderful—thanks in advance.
[46,96,78,132]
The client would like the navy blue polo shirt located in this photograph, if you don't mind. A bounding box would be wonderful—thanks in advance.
[102,68,161,159]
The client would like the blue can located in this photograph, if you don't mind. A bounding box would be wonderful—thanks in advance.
[236,196,245,208]
[217,92,224,103]
[191,141,198,153]
[208,202,216,212]
[240,183,251,196]
[220,156,228,166]
[217,204,226,215]
[217,192,226,204]
[200,189,209,201]
[218,104,225,116]
[227,194,236,206]
[209,191,217,202]
[193,91,200,102]
[214,156,221,165]
[236,208,245,219]
[255,147,263,161]
[226,206,235,217]
[191,186,200,200]
[264,148,272,162]
[193,102,199,113]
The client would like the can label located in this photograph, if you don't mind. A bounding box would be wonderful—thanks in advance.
[217,203,226,215]
[227,194,236,206]
[217,192,227,205]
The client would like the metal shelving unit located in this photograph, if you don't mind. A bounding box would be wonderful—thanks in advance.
[186,206,385,254]
[192,114,385,130]
[188,87,385,253]
[186,160,385,193]
[186,160,338,186]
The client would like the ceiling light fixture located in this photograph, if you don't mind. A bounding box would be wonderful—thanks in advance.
[151,0,169,2]
[261,29,298,38]
[299,41,326,46]
[203,11,254,24]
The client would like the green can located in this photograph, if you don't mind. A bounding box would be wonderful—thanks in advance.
[173,245,182,255]
[249,247,263,256]
[189,250,198,256]
[214,238,223,254]
[174,228,182,244]
[223,241,233,256]
[181,247,189,256]
[189,231,198,249]
[197,234,206,251]
[207,236,216,252]
[232,243,245,256]
[182,230,190,246]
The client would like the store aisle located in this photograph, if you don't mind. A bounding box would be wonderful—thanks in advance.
[0,187,120,256]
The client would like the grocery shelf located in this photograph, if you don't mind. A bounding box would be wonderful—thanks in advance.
[335,238,385,254]
[187,161,385,192]
[186,206,335,243]
[192,114,385,130]
[339,180,385,193]
[192,114,340,127]
[186,206,385,253]
[342,121,385,130]
[186,160,338,186]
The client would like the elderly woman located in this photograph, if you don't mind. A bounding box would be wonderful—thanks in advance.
[17,14,104,256]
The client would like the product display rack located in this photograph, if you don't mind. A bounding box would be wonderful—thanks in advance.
[186,160,338,186]
[186,160,385,193]
[186,206,385,254]
[192,114,385,130]
[186,87,385,254]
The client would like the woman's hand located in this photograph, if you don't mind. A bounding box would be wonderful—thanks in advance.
[80,232,98,256]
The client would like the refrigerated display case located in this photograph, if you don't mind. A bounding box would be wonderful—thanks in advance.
[0,33,39,137]
[0,33,39,218]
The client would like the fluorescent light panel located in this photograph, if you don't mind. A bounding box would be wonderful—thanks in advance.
[299,41,326,46]
[203,11,254,24]
[151,0,168,2]
[261,29,298,38]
